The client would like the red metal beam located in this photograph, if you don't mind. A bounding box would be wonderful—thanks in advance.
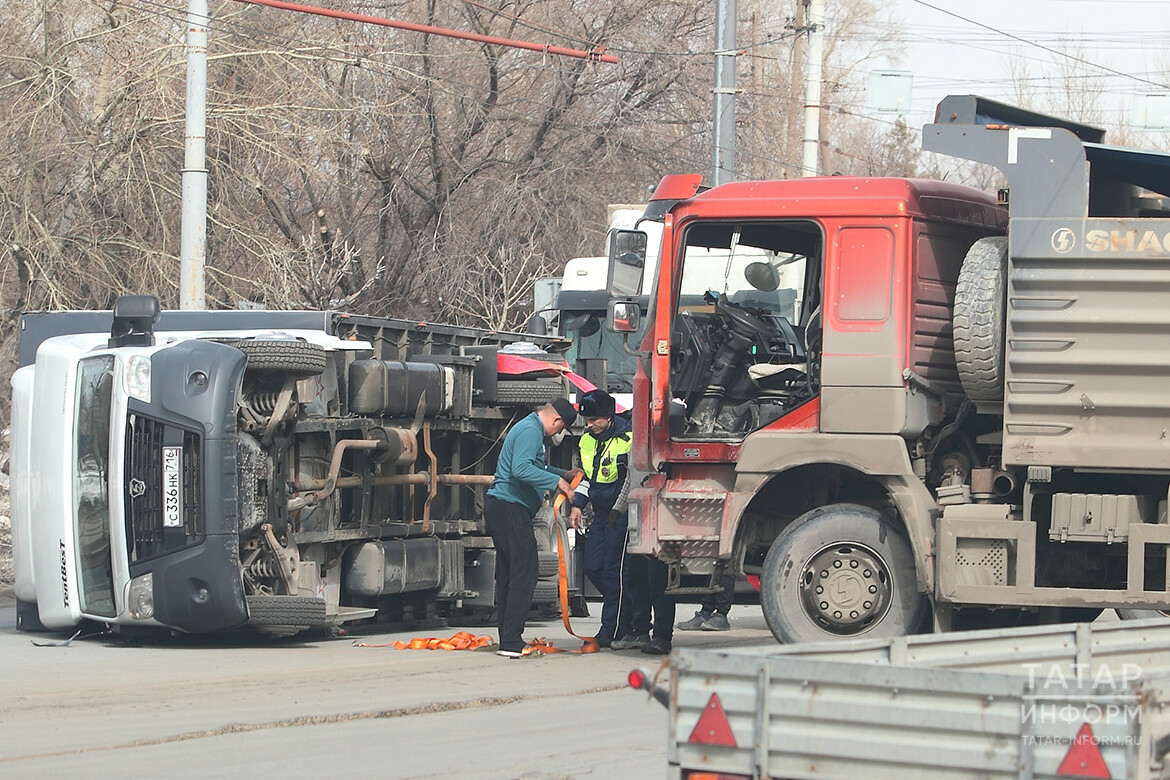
[227,0,618,63]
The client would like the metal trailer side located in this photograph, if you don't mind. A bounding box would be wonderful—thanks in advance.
[667,620,1170,780]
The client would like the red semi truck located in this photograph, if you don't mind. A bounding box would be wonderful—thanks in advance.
[608,95,1170,643]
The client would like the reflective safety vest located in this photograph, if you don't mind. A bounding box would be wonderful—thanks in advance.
[579,428,632,486]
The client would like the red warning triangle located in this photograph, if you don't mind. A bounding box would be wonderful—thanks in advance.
[1056,722,1111,778]
[687,693,737,747]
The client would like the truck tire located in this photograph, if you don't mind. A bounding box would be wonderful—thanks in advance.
[496,378,567,406]
[531,579,559,605]
[230,339,327,377]
[1116,608,1170,621]
[533,505,558,552]
[246,595,329,625]
[760,503,928,644]
[953,236,1008,407]
[538,551,560,578]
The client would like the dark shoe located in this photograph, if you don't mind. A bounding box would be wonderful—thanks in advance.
[676,611,711,631]
[701,613,730,631]
[641,636,672,655]
[496,648,523,658]
[593,635,613,649]
[612,631,651,650]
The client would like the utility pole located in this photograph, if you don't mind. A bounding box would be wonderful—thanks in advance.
[712,0,737,186]
[180,0,209,310]
[801,0,824,177]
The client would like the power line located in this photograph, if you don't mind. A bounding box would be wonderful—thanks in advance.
[907,0,1170,90]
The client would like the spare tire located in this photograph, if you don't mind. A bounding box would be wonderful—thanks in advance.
[953,236,1008,411]
[496,378,567,406]
[229,339,327,377]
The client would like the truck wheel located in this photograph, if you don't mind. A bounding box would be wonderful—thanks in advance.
[953,236,1008,407]
[531,579,559,605]
[533,505,558,552]
[760,503,928,643]
[496,378,567,406]
[246,595,329,626]
[538,551,560,578]
[229,339,327,377]
[1116,608,1170,621]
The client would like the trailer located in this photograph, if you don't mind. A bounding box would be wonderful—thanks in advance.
[632,619,1170,779]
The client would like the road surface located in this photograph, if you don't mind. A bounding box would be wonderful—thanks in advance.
[0,596,776,778]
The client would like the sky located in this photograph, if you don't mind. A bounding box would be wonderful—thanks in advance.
[867,0,1170,134]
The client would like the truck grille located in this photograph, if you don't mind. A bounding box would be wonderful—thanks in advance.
[125,416,203,561]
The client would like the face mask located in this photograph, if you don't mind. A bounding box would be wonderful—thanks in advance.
[549,429,567,446]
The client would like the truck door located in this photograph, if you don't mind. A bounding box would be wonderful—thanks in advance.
[666,220,822,441]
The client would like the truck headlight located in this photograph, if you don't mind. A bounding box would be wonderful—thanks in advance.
[128,573,154,619]
[123,355,151,403]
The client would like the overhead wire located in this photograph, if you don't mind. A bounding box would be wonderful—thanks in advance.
[77,0,1099,179]
[906,0,1170,91]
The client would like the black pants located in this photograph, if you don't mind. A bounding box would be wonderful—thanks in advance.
[700,573,735,615]
[627,554,676,642]
[484,495,538,652]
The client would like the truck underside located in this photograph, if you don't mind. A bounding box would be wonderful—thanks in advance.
[14,305,577,636]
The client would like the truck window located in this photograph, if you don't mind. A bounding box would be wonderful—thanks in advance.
[74,356,117,618]
[670,220,822,438]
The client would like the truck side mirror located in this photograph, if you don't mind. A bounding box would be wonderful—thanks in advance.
[109,294,161,348]
[607,229,647,298]
[607,300,641,334]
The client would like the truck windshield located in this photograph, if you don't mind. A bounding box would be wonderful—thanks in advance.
[74,355,116,618]
[678,222,810,318]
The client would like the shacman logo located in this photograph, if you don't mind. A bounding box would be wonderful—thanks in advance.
[1052,227,1170,254]
[1051,228,1076,253]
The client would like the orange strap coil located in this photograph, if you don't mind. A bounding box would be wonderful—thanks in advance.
[355,630,495,650]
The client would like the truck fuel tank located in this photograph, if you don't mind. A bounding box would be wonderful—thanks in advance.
[348,360,454,416]
[342,539,442,596]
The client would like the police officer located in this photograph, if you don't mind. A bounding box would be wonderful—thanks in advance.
[568,389,632,648]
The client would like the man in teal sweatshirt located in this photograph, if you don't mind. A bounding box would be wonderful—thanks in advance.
[486,397,578,657]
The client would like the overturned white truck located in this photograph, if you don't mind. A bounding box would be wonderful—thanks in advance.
[10,297,574,635]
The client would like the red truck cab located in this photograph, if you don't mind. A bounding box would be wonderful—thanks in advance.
[615,174,1005,638]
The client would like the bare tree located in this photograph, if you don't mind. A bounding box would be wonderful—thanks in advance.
[736,0,904,180]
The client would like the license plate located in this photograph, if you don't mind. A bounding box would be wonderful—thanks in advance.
[162,446,183,528]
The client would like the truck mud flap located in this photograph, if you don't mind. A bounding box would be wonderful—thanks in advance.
[245,595,329,626]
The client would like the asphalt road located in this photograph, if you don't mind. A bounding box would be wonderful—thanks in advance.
[0,597,778,779]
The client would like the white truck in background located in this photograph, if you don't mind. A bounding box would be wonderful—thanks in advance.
[533,205,662,406]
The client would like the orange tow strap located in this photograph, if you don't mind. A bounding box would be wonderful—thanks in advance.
[361,474,594,657]
[523,472,598,656]
[355,631,495,650]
